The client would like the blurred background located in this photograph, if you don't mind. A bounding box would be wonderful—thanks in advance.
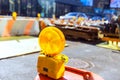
[0,0,120,18]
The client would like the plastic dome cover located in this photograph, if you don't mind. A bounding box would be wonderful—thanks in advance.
[38,26,65,56]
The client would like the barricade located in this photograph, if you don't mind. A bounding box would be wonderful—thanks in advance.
[0,19,40,37]
[101,37,120,49]
[0,19,9,36]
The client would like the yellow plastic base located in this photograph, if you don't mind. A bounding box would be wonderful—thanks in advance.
[37,54,65,79]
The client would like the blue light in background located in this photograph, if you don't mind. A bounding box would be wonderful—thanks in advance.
[80,0,93,6]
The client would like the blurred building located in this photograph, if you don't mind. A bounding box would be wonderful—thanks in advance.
[0,0,119,17]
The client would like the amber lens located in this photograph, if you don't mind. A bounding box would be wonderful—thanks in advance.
[38,27,65,55]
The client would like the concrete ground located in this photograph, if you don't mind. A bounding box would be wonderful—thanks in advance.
[0,38,40,59]
[0,39,120,80]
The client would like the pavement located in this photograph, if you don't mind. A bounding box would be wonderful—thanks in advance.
[0,38,120,80]
[0,38,40,59]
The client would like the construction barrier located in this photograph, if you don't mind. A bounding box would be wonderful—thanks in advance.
[0,19,9,36]
[101,37,120,48]
[0,19,40,37]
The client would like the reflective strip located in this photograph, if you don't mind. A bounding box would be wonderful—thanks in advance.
[0,20,8,36]
[30,20,40,35]
[40,20,46,30]
[11,20,29,36]
[2,20,15,37]
[24,20,34,35]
